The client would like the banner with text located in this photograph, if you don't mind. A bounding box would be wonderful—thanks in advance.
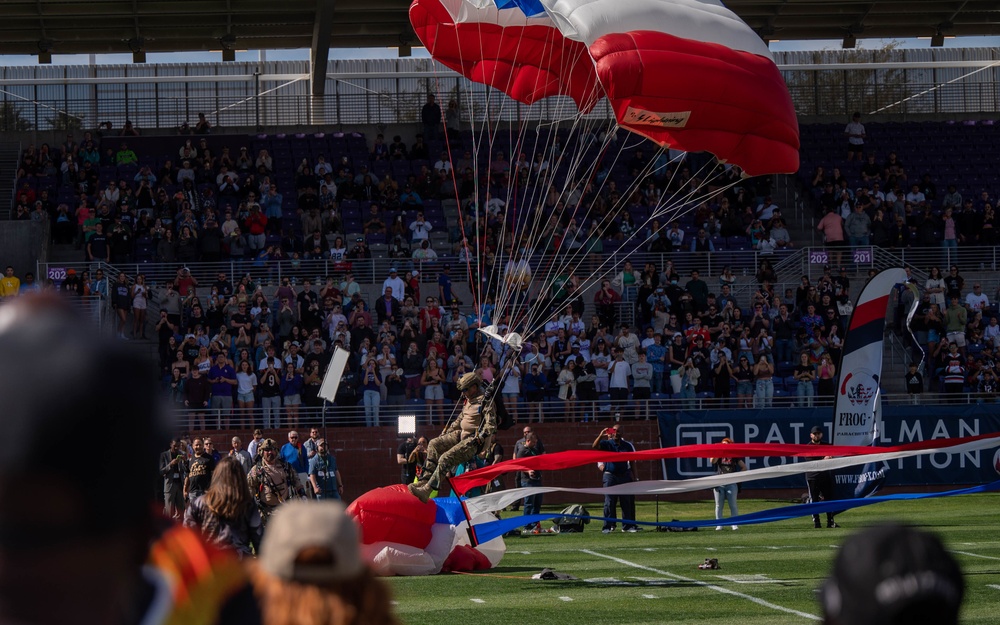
[657,405,1000,488]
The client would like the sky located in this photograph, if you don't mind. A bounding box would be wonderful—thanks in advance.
[0,36,996,66]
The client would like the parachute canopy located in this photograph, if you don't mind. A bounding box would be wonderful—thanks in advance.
[409,0,800,175]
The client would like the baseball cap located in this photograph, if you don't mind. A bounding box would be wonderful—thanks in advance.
[821,524,963,625]
[258,501,364,583]
[810,425,824,434]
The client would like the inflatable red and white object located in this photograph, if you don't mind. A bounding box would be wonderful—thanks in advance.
[409,0,800,176]
[347,485,506,576]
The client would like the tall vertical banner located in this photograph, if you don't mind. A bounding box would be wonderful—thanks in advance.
[831,267,913,499]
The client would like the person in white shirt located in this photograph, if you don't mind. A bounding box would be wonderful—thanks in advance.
[382,269,405,302]
[408,212,433,244]
[843,111,866,161]
[608,349,632,407]
[484,193,506,216]
[905,184,926,206]
[433,152,452,173]
[965,283,989,313]
[314,156,333,177]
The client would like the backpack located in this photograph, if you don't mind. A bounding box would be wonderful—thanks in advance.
[555,504,591,533]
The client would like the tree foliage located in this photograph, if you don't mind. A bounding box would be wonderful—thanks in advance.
[0,102,33,132]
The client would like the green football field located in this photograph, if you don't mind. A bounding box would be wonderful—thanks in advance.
[386,495,1000,625]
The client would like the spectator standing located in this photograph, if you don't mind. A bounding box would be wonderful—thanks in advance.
[944,295,968,357]
[184,437,216,502]
[308,438,343,500]
[516,431,543,532]
[817,209,845,264]
[208,353,237,429]
[280,362,303,429]
[794,351,817,407]
[229,436,254,475]
[843,112,866,161]
[805,425,839,528]
[397,435,420,484]
[183,457,262,557]
[710,438,747,530]
[159,438,188,518]
[361,358,382,427]
[608,349,631,410]
[281,431,310,499]
[0,266,21,298]
[258,350,283,429]
[844,202,872,247]
[753,356,775,407]
[421,94,442,140]
[593,426,640,533]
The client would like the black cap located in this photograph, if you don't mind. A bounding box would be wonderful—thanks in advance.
[821,524,963,625]
[810,425,824,434]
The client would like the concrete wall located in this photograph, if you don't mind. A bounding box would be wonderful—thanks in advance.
[194,418,667,506]
[0,220,48,278]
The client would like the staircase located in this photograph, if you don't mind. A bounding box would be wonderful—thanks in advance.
[0,141,21,220]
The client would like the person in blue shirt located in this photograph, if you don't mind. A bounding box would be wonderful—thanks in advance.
[208,353,236,429]
[280,430,310,499]
[308,439,343,500]
[593,426,640,533]
[645,333,667,395]
[438,264,461,305]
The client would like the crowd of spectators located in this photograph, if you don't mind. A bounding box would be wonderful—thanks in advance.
[805,116,997,250]
[15,117,1000,426]
[136,255,877,428]
[13,118,798,274]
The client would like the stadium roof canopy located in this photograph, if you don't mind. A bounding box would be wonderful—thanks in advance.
[3,0,998,91]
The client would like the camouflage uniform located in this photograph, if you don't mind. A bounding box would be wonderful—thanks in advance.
[409,373,497,502]
[247,440,304,526]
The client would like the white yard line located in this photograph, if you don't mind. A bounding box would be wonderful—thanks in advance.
[581,549,820,621]
[987,584,1000,591]
[470,598,486,604]
[558,596,574,602]
[951,550,1000,561]
[642,594,658,599]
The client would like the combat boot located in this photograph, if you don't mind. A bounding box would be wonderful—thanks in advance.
[408,479,434,504]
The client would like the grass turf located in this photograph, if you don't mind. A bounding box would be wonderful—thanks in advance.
[386,494,1000,625]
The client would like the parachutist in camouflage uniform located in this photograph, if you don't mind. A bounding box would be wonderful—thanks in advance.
[409,372,497,503]
[247,438,305,527]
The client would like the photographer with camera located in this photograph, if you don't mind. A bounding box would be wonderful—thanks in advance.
[160,438,188,518]
[593,425,640,533]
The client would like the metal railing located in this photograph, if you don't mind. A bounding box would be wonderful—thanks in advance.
[162,391,996,432]
[37,245,1000,318]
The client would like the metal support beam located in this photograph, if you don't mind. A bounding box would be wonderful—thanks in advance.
[310,0,337,96]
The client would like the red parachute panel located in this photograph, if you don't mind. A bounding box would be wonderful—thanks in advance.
[410,0,600,111]
[590,30,799,176]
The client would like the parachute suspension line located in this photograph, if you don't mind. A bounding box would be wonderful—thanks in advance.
[436,71,482,321]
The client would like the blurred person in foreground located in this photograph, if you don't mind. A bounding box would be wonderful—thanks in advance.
[184,456,263,557]
[820,523,964,625]
[250,500,399,625]
[0,293,259,625]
